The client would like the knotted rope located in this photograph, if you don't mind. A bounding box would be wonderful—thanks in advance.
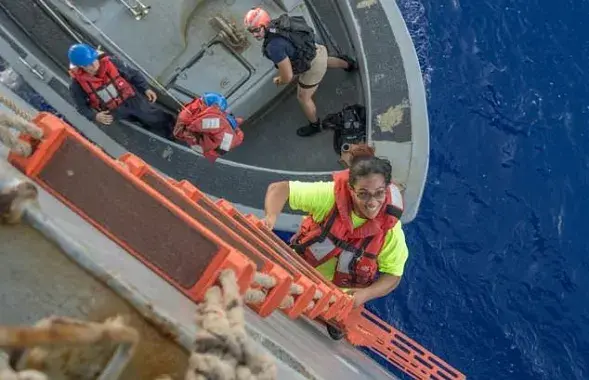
[0,94,34,122]
[0,179,38,225]
[0,354,46,380]
[0,316,139,380]
[0,111,42,157]
[186,269,276,380]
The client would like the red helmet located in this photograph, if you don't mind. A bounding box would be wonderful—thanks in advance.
[243,7,271,31]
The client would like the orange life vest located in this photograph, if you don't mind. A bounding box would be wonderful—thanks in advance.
[173,97,244,162]
[69,56,135,111]
[292,170,404,288]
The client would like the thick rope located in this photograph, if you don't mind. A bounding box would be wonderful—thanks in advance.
[278,296,294,310]
[0,126,31,157]
[0,316,139,380]
[0,94,34,122]
[244,271,276,305]
[314,290,323,300]
[0,111,43,158]
[252,272,276,289]
[244,289,267,304]
[244,273,339,314]
[0,351,46,380]
[290,284,304,296]
[244,274,307,310]
[187,269,276,380]
[0,179,38,225]
[0,113,43,138]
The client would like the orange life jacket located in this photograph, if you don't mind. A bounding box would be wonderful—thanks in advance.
[292,170,404,288]
[173,97,244,162]
[69,56,135,111]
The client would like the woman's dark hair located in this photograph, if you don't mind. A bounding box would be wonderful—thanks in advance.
[349,154,393,186]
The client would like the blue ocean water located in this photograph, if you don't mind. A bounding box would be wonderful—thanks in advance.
[2,1,588,378]
[375,0,589,378]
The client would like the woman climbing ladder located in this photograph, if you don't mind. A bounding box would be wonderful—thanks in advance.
[262,144,409,314]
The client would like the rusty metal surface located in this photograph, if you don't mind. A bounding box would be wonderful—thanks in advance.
[37,137,218,289]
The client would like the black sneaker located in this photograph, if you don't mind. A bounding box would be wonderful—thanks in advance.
[296,120,322,137]
[338,54,358,72]
[326,324,345,340]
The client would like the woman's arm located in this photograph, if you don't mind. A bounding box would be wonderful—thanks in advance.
[350,274,401,308]
[263,181,290,229]
[263,180,336,229]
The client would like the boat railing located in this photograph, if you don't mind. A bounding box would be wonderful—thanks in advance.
[4,110,465,380]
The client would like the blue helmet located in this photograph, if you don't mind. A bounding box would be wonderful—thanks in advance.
[201,92,227,111]
[68,43,99,66]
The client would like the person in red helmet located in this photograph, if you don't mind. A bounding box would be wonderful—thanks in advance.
[244,7,357,137]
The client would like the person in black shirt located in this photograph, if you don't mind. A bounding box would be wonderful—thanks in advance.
[244,8,357,137]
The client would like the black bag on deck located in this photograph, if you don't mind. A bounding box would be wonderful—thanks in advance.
[323,104,367,155]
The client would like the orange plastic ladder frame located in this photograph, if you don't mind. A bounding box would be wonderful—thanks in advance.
[8,112,256,302]
[117,153,293,317]
[242,212,344,320]
[7,113,466,380]
[344,307,466,380]
[233,210,352,322]
[9,112,69,177]
[173,180,318,319]
[245,214,354,323]
[172,180,317,318]
[216,199,326,319]
[246,215,344,321]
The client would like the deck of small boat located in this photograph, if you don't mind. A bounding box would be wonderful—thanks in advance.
[226,68,361,172]
[106,23,362,173]
[226,1,363,171]
[0,0,427,226]
[91,0,364,173]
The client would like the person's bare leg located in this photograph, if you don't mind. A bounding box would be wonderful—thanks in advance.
[327,56,350,69]
[297,84,319,122]
[296,84,322,137]
[327,55,357,72]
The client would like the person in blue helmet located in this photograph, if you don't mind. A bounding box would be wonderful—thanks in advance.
[201,92,239,130]
[67,43,175,138]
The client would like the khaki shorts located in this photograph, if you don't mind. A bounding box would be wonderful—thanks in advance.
[298,44,328,88]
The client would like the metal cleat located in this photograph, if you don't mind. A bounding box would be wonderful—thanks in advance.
[115,0,151,21]
[209,16,248,50]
